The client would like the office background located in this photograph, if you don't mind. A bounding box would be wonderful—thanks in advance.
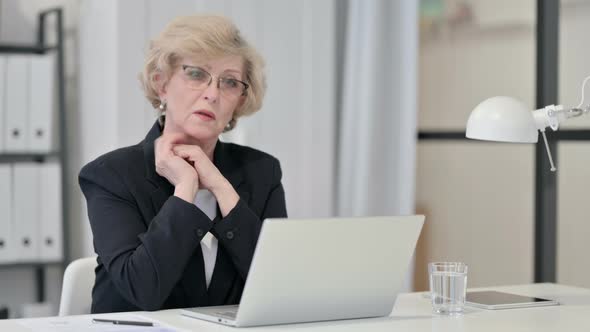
[0,0,588,319]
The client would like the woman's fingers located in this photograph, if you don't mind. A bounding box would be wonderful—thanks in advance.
[172,145,205,159]
[170,144,223,191]
[154,135,199,186]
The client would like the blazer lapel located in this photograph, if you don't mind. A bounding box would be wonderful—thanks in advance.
[142,122,175,214]
[213,141,249,202]
[213,142,238,182]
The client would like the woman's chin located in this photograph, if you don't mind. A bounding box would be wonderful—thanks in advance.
[183,124,221,142]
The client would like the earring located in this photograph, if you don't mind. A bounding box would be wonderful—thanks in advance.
[158,100,167,128]
[224,121,233,132]
[159,100,167,115]
[223,119,236,133]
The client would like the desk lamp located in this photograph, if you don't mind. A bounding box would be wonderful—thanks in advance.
[465,76,590,171]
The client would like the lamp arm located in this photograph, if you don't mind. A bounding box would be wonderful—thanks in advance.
[532,105,565,131]
[532,105,566,172]
[532,104,590,132]
[564,105,590,120]
[531,104,590,173]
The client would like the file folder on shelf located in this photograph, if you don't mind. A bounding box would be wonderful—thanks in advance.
[0,165,14,263]
[13,163,39,261]
[29,53,57,153]
[4,55,30,153]
[38,162,63,261]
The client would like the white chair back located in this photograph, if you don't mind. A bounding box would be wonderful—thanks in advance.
[58,257,97,316]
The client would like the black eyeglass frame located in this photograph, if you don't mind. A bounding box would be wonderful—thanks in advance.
[181,64,249,97]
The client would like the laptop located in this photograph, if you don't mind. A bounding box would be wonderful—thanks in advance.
[181,215,425,327]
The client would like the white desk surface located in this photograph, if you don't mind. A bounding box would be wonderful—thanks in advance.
[3,283,590,331]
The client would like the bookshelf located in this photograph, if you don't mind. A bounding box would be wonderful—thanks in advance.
[0,7,68,308]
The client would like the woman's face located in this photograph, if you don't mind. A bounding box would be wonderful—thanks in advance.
[159,55,246,142]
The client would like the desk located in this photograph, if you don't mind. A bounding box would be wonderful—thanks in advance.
[2,283,590,331]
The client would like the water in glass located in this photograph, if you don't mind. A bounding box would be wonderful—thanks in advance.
[429,264,467,315]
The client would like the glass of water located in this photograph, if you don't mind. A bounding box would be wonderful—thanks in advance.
[428,262,468,315]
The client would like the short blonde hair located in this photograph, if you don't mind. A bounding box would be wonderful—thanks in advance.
[140,15,266,130]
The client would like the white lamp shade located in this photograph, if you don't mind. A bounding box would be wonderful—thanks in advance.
[466,96,539,143]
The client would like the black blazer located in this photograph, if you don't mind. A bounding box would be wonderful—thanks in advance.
[79,121,287,313]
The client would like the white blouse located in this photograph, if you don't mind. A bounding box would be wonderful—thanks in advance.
[193,189,218,289]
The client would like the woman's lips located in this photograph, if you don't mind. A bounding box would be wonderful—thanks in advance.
[193,110,216,121]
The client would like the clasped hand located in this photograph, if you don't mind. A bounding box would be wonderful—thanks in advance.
[155,134,240,216]
[155,134,224,200]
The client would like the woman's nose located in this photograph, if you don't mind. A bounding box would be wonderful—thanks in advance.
[202,79,220,103]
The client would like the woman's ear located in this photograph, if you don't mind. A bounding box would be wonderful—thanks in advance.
[154,72,168,99]
[234,95,246,112]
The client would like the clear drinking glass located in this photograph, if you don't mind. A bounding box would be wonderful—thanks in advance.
[428,262,468,315]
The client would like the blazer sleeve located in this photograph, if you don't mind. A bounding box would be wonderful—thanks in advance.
[79,160,213,311]
[212,158,287,279]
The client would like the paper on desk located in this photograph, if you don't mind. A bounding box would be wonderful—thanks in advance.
[17,314,182,332]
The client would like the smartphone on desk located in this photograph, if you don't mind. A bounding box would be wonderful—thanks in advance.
[466,290,559,310]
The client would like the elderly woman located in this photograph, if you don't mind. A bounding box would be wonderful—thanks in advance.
[79,15,287,314]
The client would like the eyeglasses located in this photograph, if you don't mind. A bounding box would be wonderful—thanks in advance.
[181,65,249,98]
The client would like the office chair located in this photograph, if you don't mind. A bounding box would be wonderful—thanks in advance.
[58,257,97,316]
